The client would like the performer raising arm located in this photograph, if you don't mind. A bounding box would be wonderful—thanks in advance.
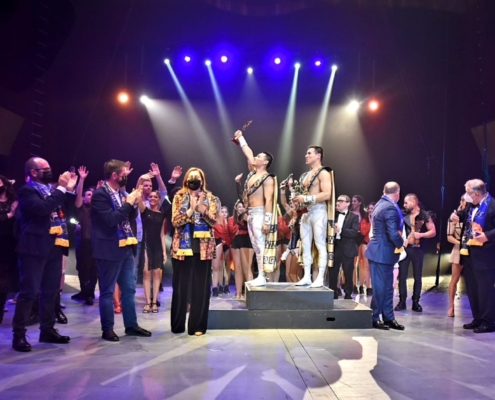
[233,130,278,287]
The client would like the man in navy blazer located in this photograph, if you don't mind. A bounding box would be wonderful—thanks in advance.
[91,159,151,342]
[12,157,77,352]
[365,182,406,330]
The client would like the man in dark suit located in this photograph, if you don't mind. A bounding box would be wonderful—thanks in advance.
[365,182,406,331]
[12,157,77,352]
[91,159,151,342]
[451,179,495,333]
[328,195,359,299]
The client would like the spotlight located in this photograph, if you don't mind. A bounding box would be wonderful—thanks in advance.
[164,59,170,65]
[332,64,338,71]
[247,67,253,74]
[140,95,150,105]
[295,62,301,69]
[348,100,360,112]
[315,61,322,67]
[221,55,228,63]
[205,59,211,66]
[369,99,379,111]
[274,57,281,65]
[117,92,129,104]
[69,218,78,225]
[184,56,191,62]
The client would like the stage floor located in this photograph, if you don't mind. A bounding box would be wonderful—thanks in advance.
[0,276,493,400]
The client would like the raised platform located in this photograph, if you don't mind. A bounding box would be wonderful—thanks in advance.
[208,283,372,330]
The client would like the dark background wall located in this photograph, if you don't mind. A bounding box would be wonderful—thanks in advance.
[1,0,495,277]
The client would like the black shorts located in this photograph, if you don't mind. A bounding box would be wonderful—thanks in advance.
[231,234,252,249]
[277,238,290,246]
[215,237,222,246]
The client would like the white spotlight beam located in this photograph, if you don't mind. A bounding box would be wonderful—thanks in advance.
[312,67,338,145]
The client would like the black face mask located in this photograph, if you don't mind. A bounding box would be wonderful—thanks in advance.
[187,178,201,191]
[117,175,128,188]
[40,170,53,185]
[0,187,5,195]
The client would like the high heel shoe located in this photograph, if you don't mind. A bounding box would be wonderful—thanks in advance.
[447,307,455,317]
[151,303,159,313]
[114,300,122,314]
[143,303,151,313]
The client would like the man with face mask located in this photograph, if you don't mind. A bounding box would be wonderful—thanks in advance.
[451,179,495,333]
[365,182,407,331]
[91,159,151,342]
[12,157,77,352]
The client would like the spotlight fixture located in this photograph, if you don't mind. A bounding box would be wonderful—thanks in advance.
[369,99,379,111]
[117,92,129,104]
[164,59,170,65]
[184,56,191,62]
[348,100,360,112]
[332,64,338,71]
[274,57,281,65]
[315,61,322,67]
[221,55,228,63]
[140,95,150,105]
[295,62,301,69]
[247,67,253,74]
[205,59,211,66]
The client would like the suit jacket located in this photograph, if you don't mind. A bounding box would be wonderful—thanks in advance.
[16,184,74,257]
[365,197,404,265]
[334,211,359,258]
[91,186,137,261]
[458,197,495,270]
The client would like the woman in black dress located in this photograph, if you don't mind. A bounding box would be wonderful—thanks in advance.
[138,190,167,313]
[0,176,17,324]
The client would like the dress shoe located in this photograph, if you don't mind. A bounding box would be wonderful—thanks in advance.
[71,292,84,300]
[344,294,353,300]
[473,325,495,334]
[394,301,406,311]
[12,333,32,352]
[102,330,119,342]
[463,321,481,330]
[384,319,405,331]
[372,321,390,330]
[39,328,70,344]
[412,301,423,313]
[55,309,68,324]
[84,297,94,306]
[125,325,152,337]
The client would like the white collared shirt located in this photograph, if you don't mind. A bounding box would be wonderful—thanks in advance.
[336,210,347,240]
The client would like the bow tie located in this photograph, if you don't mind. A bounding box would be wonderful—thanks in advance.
[338,211,347,216]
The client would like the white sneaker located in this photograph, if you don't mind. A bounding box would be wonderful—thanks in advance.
[248,275,267,287]
[309,277,324,288]
[295,275,312,286]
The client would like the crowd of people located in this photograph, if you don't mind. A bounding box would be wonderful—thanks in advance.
[1,131,494,352]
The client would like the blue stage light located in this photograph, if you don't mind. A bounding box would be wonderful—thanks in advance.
[247,67,253,74]
[184,56,191,62]
[205,60,211,66]
[315,60,322,67]
[274,57,281,65]
[221,55,228,63]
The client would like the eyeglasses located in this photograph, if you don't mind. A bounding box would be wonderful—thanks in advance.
[337,199,348,203]
[34,168,51,172]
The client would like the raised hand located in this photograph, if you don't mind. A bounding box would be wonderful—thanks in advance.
[140,172,155,180]
[124,161,133,176]
[171,166,183,180]
[58,172,71,188]
[235,173,243,183]
[67,172,78,192]
[78,166,89,179]
[150,163,161,177]
[234,130,243,140]
[96,180,104,189]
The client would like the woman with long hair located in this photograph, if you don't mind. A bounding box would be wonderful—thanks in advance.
[351,195,367,294]
[359,202,375,296]
[275,207,290,282]
[0,176,17,323]
[229,200,253,299]
[447,195,466,317]
[137,190,167,314]
[212,201,231,296]
[170,168,217,336]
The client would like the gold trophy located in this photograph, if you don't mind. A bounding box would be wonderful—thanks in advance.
[231,120,253,145]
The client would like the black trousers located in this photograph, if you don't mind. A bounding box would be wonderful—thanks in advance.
[76,237,98,299]
[171,255,212,335]
[12,246,63,335]
[398,247,424,301]
[463,256,495,328]
[0,292,7,324]
[328,243,355,296]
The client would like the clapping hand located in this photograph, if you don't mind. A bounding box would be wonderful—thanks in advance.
[126,185,142,206]
[67,172,78,192]
[235,173,243,183]
[58,172,71,188]
[78,166,89,180]
[450,210,459,223]
[197,192,206,214]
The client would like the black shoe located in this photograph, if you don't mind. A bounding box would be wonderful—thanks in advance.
[333,292,339,300]
[359,286,364,295]
[102,330,119,342]
[384,319,405,331]
[373,321,390,330]
[71,292,84,300]
[159,283,164,292]
[125,325,152,337]
[353,286,359,295]
[473,325,495,334]
[212,287,219,297]
[223,285,230,295]
[156,300,161,307]
[55,309,68,324]
[218,286,224,294]
[366,288,373,296]
[26,314,39,326]
[463,321,481,330]
[84,297,94,306]
[344,294,353,300]
[412,301,423,313]
[394,301,406,311]
[39,328,70,344]
[12,333,32,352]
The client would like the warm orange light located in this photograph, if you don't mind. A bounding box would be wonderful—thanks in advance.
[369,99,379,111]
[118,92,129,104]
